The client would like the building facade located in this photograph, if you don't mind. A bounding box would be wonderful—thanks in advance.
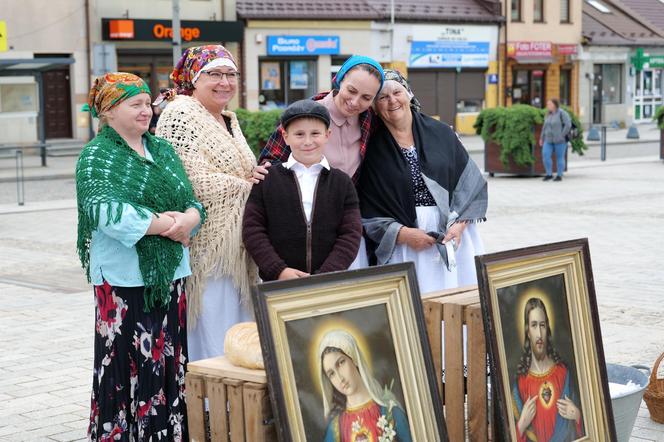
[91,0,243,110]
[0,0,244,143]
[237,0,503,133]
[498,0,583,116]
[0,0,88,143]
[579,0,664,127]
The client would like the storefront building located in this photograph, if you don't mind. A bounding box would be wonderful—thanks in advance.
[238,0,503,133]
[502,41,579,110]
[93,0,243,110]
[98,18,243,96]
[578,0,664,127]
[0,0,88,143]
[631,48,664,122]
[500,0,583,114]
[241,21,375,111]
[391,23,501,133]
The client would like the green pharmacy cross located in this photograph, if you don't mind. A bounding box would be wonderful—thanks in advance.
[631,48,664,70]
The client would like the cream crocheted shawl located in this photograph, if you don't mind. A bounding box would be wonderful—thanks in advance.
[156,95,257,328]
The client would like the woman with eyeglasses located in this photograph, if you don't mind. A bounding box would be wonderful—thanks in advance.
[156,45,258,361]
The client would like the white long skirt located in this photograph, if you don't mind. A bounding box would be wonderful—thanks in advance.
[187,275,253,362]
[348,236,369,270]
[387,206,484,295]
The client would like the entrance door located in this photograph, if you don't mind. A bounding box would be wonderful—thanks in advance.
[408,70,484,126]
[436,71,456,125]
[592,64,603,124]
[530,70,545,108]
[512,68,546,108]
[42,69,72,139]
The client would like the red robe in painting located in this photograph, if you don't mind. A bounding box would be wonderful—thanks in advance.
[513,362,583,442]
[338,401,382,441]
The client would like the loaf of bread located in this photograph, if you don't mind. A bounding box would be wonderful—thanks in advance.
[224,322,264,370]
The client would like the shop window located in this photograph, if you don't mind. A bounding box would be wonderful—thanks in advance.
[599,64,622,104]
[118,53,173,97]
[559,69,572,106]
[457,99,483,113]
[511,0,522,21]
[634,68,663,121]
[534,0,545,22]
[586,0,611,13]
[331,55,352,86]
[259,59,317,110]
[512,69,546,108]
[0,83,38,112]
[561,0,571,23]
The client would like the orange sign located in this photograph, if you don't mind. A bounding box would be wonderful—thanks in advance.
[109,20,134,39]
[153,24,201,42]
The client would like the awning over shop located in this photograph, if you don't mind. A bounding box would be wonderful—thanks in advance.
[512,56,554,64]
[0,57,74,73]
[0,56,76,159]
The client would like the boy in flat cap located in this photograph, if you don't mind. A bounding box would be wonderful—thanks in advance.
[242,100,362,281]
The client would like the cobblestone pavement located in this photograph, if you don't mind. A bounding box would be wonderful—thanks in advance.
[0,155,663,441]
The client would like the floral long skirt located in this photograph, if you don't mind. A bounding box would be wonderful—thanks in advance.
[87,279,188,441]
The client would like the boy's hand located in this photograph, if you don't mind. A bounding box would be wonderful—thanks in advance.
[278,267,310,280]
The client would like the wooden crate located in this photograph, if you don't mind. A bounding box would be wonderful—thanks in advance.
[423,285,493,442]
[186,285,490,441]
[186,357,277,442]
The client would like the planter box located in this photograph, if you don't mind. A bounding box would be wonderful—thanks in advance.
[484,124,568,176]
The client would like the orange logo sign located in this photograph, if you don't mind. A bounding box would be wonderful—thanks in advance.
[153,24,201,42]
[109,20,135,39]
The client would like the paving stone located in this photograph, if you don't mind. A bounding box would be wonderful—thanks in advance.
[1,157,663,439]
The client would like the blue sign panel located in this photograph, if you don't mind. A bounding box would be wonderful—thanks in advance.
[488,73,499,84]
[409,41,490,68]
[267,35,340,55]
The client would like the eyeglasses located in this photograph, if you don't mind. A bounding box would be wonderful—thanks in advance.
[203,71,240,83]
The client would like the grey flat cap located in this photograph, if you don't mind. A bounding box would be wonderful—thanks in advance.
[280,99,331,129]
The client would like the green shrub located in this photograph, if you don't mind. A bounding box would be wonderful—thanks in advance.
[655,106,664,129]
[474,105,542,166]
[235,108,282,158]
[474,104,587,167]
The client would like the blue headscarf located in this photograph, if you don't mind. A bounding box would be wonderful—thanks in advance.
[332,55,385,91]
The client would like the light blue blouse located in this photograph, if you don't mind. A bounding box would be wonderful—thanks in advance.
[88,145,200,287]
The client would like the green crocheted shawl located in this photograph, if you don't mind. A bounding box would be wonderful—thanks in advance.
[76,125,206,311]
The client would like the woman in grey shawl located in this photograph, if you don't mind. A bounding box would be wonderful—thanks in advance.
[358,70,487,294]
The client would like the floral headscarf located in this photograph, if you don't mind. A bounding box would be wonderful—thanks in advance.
[169,44,238,96]
[382,69,422,112]
[83,72,150,118]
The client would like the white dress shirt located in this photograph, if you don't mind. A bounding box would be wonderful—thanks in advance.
[283,154,331,222]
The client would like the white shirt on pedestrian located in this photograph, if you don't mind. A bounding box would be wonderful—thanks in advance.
[283,153,330,222]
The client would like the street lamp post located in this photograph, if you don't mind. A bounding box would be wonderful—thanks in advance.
[172,0,182,65]
[390,0,395,63]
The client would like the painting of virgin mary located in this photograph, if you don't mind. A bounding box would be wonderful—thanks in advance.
[318,330,412,442]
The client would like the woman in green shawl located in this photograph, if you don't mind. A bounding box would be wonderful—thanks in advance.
[77,72,205,441]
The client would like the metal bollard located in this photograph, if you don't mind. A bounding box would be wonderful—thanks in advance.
[600,126,607,162]
[16,150,25,206]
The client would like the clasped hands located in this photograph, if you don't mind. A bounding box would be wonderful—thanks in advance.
[397,222,467,251]
[157,209,200,247]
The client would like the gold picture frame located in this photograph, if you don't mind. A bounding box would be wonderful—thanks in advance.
[475,238,616,441]
[253,263,448,441]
